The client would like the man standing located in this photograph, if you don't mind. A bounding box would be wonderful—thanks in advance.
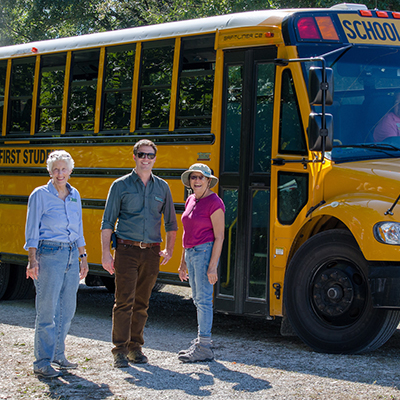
[101,139,178,368]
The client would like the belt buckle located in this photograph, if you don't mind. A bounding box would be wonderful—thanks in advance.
[139,241,146,249]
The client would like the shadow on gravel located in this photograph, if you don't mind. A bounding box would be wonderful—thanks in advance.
[122,360,271,396]
[36,372,113,399]
[2,283,400,391]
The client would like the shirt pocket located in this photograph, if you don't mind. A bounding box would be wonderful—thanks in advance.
[151,193,165,214]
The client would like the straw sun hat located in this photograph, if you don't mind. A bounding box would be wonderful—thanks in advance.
[181,163,218,188]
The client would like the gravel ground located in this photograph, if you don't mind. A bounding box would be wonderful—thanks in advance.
[0,283,400,400]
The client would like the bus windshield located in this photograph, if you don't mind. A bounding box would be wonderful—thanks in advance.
[302,45,400,163]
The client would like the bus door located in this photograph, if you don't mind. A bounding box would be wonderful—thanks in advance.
[215,47,277,316]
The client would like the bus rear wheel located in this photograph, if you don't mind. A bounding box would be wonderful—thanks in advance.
[0,263,11,300]
[284,230,400,354]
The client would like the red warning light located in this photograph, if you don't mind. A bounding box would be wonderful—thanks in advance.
[31,47,38,53]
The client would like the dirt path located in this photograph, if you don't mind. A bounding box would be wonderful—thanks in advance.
[0,284,399,399]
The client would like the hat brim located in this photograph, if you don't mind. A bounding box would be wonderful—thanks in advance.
[181,170,218,189]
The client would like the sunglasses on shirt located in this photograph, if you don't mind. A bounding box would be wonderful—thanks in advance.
[136,152,156,159]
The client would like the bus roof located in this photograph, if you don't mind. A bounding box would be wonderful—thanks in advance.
[0,5,366,59]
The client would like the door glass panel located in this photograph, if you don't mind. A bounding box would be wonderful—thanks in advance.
[254,63,274,173]
[279,69,307,154]
[249,189,269,299]
[224,65,243,172]
[218,189,238,296]
[278,172,308,225]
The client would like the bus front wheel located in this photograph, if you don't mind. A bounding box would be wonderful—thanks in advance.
[284,230,400,354]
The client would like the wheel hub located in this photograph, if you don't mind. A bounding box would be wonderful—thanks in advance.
[313,268,354,317]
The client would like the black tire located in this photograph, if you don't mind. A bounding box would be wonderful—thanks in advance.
[0,263,11,300]
[152,282,166,292]
[3,264,35,300]
[284,229,400,354]
[101,276,115,293]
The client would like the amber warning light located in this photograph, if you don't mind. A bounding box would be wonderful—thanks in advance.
[297,16,339,41]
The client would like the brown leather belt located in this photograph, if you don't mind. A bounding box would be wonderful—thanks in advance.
[117,238,160,249]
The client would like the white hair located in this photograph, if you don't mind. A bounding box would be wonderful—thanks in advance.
[46,150,74,172]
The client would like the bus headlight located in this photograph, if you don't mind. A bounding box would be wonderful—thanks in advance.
[374,222,400,245]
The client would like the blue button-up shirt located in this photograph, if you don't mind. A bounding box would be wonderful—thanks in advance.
[24,180,86,250]
[101,170,178,243]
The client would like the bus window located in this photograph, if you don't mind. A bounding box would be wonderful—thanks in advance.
[68,49,100,132]
[138,39,174,130]
[277,172,308,225]
[38,53,67,134]
[9,58,35,134]
[176,34,215,129]
[103,44,136,131]
[0,60,6,135]
[279,69,307,154]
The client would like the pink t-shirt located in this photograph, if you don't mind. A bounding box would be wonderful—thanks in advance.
[182,192,225,248]
[373,112,400,142]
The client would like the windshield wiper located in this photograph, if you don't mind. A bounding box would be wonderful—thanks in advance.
[335,143,400,151]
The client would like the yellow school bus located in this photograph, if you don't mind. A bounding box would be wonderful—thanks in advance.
[1,3,400,354]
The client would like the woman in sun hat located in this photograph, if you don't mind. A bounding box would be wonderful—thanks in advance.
[178,163,225,363]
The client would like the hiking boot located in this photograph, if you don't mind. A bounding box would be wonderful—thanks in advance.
[178,343,214,363]
[178,338,198,355]
[113,353,129,368]
[52,359,78,370]
[127,349,148,364]
[178,338,214,355]
[34,365,63,378]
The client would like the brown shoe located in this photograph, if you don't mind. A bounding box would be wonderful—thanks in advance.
[127,349,148,364]
[113,353,129,368]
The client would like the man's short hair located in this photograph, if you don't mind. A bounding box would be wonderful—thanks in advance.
[133,139,157,155]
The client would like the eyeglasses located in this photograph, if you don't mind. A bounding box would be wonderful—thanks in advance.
[137,152,156,159]
[190,175,206,181]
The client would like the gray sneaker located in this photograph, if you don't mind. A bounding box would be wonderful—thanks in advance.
[178,339,214,355]
[178,343,214,363]
[113,353,129,368]
[52,359,78,370]
[34,365,63,378]
[178,339,198,355]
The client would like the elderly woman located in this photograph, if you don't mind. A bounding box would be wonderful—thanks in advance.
[178,163,225,363]
[24,150,88,378]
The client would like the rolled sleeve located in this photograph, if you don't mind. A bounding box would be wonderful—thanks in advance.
[163,185,178,232]
[24,190,43,250]
[101,181,121,230]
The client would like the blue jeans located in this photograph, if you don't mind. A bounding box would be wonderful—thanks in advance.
[185,242,214,339]
[33,240,80,370]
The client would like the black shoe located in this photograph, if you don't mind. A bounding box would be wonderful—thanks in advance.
[113,353,129,368]
[127,349,148,364]
[34,365,63,378]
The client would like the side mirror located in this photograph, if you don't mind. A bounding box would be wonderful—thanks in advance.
[308,67,334,106]
[308,113,333,151]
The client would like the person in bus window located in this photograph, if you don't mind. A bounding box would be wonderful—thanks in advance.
[25,150,88,378]
[178,163,225,363]
[373,92,400,142]
[101,139,178,368]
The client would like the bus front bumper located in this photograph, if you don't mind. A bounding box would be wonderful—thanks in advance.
[369,264,400,308]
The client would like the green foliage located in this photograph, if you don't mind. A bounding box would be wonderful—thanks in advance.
[0,0,399,46]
